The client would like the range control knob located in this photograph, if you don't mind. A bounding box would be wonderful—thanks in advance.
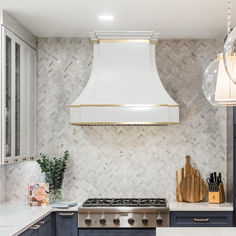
[128,218,135,225]
[85,218,92,225]
[99,218,106,225]
[113,218,120,225]
[142,217,148,225]
[156,215,163,225]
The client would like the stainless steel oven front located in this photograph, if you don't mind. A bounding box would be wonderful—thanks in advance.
[78,209,169,236]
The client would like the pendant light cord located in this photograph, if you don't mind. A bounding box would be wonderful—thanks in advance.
[227,0,232,34]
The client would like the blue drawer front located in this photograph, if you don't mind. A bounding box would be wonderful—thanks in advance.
[171,211,233,227]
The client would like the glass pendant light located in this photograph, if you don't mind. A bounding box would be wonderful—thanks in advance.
[224,0,236,83]
[202,0,236,106]
[203,53,236,106]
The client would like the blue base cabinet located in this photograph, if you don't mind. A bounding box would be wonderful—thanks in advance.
[20,214,51,236]
[170,211,233,227]
[20,227,39,236]
[56,212,78,236]
[38,214,51,236]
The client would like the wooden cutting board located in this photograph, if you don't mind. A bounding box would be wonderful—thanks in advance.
[184,155,193,176]
[180,175,207,203]
[176,167,184,202]
[176,155,198,202]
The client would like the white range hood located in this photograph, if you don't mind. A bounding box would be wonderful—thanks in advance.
[70,31,179,126]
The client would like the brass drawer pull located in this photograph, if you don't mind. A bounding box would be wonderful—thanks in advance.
[194,218,210,222]
[59,213,75,216]
[30,224,40,230]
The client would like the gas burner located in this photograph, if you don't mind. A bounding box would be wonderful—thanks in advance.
[111,198,140,207]
[82,198,113,207]
[139,198,166,207]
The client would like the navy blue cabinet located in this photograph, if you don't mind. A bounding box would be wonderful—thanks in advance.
[20,214,51,236]
[56,211,77,236]
[20,227,39,236]
[171,211,233,227]
[38,214,51,236]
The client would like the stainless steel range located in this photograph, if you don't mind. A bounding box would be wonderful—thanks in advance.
[78,198,169,228]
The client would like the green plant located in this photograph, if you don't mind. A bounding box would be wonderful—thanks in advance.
[37,150,69,191]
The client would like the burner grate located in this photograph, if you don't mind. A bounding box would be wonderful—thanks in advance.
[111,198,140,207]
[82,198,167,207]
[82,198,113,207]
[139,198,166,207]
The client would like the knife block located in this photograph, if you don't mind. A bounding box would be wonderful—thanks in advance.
[208,183,225,204]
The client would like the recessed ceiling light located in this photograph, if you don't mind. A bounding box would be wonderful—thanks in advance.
[99,15,114,21]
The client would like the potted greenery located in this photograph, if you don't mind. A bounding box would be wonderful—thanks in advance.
[37,150,69,203]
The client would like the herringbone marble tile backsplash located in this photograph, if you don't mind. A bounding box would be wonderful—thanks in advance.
[4,38,227,203]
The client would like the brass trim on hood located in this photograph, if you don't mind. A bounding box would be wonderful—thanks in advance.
[70,104,179,108]
[93,39,156,44]
[70,122,179,126]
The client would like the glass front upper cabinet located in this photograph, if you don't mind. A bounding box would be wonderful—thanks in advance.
[0,15,36,165]
[2,29,29,163]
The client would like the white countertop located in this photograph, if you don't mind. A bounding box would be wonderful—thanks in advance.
[0,202,81,236]
[156,228,236,236]
[169,201,233,211]
[0,201,234,236]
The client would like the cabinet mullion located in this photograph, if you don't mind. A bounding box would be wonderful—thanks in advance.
[1,27,5,164]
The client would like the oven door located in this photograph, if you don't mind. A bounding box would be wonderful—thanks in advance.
[78,228,156,236]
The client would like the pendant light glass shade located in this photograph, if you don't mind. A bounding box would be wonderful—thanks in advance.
[202,53,236,106]
[224,27,236,83]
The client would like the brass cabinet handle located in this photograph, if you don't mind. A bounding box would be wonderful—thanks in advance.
[194,218,210,222]
[30,224,40,230]
[40,221,45,224]
[59,213,75,216]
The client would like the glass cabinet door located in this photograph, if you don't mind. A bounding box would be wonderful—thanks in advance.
[5,35,11,158]
[3,29,22,162]
[15,43,20,157]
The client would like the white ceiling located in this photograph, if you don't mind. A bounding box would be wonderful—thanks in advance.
[0,0,235,39]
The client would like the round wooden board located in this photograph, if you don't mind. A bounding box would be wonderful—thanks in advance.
[180,175,207,203]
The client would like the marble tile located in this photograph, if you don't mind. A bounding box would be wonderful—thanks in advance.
[0,166,6,202]
[5,38,227,203]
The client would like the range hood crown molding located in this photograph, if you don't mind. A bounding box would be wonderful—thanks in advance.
[70,31,179,126]
[89,31,160,41]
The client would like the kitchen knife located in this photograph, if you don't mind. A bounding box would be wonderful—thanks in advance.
[213,172,217,183]
[218,172,222,183]
[209,173,214,182]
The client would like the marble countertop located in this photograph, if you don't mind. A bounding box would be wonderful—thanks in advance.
[156,228,236,236]
[0,201,234,236]
[169,201,234,211]
[0,202,81,236]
